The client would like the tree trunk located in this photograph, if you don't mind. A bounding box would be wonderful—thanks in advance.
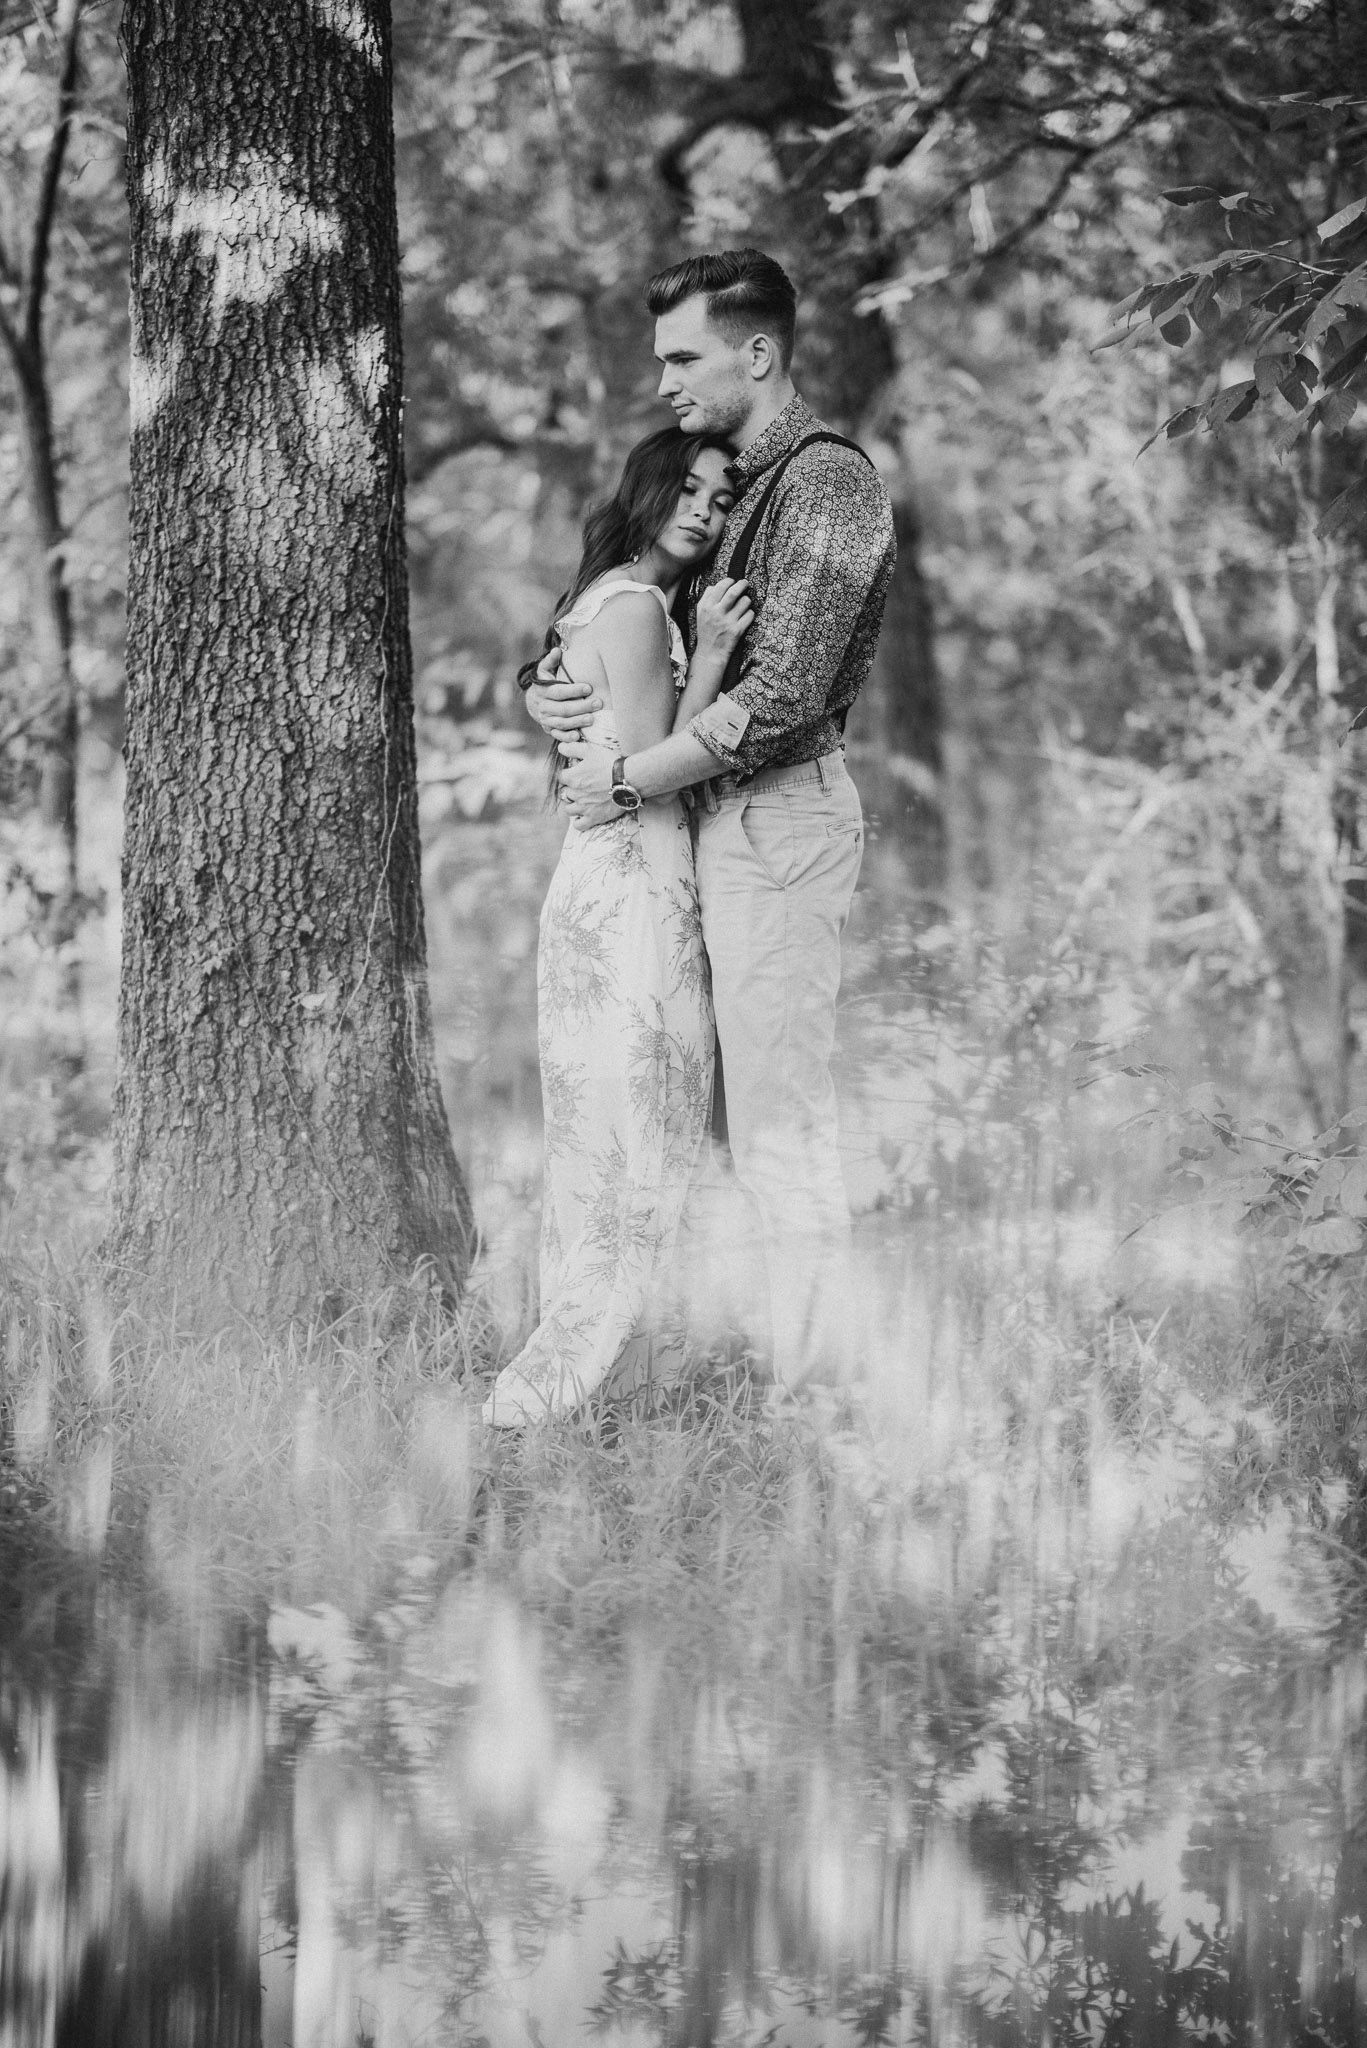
[0,0,83,979]
[14,352,80,946]
[110,0,473,1319]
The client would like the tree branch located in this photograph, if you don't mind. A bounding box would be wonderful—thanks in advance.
[655,69,841,193]
[965,104,1187,272]
[406,421,525,485]
[22,0,82,354]
[0,293,24,367]
[0,0,102,33]
[0,690,64,753]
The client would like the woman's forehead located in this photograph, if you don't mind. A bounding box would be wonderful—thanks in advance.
[687,446,734,485]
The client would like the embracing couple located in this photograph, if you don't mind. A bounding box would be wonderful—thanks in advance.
[482,249,895,1429]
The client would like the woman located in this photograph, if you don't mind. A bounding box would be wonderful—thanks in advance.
[483,428,753,1427]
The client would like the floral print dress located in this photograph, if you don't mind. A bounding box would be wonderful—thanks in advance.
[483,581,715,1425]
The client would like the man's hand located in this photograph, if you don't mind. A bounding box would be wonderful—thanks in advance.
[523,644,602,737]
[557,738,619,829]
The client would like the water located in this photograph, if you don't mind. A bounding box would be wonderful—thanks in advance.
[3,1407,1365,2047]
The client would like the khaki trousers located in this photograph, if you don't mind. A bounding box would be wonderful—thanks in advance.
[692,750,864,1386]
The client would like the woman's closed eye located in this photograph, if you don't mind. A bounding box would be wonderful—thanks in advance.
[683,476,733,518]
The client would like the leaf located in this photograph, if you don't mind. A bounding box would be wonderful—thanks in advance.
[1214,272,1245,316]
[1191,279,1222,333]
[1319,197,1367,241]
[1307,1155,1351,1214]
[1304,294,1349,350]
[1159,313,1192,346]
[1320,387,1359,432]
[1204,380,1258,432]
[1104,285,1149,324]
[1253,277,1300,317]
[1278,356,1319,410]
[1322,329,1367,387]
[1151,276,1197,318]
[1137,414,1175,455]
[1162,185,1223,205]
[1298,1216,1362,1256]
[1095,313,1150,350]
[1166,407,1201,439]
[1318,476,1367,541]
[1254,354,1287,396]
[1340,1159,1367,1216]
[1272,409,1313,456]
[1253,329,1300,355]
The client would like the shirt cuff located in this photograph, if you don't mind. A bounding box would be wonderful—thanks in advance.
[689,693,752,770]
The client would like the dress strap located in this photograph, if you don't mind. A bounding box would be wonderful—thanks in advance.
[557,578,673,635]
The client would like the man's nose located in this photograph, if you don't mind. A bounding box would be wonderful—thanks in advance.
[658,365,680,397]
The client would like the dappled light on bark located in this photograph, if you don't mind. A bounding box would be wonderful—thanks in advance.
[107,0,472,1321]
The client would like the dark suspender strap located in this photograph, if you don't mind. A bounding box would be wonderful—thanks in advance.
[719,431,875,697]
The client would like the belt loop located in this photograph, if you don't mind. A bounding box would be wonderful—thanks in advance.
[816,754,831,790]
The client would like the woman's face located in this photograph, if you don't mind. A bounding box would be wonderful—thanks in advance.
[658,445,736,565]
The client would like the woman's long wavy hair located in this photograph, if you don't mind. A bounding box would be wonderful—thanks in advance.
[523,426,734,798]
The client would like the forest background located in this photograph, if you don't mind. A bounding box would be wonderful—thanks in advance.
[7,7,1367,2031]
[3,0,1367,1305]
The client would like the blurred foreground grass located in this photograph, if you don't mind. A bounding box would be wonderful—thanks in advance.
[2,1175,1361,1630]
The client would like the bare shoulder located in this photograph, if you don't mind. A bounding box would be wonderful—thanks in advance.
[581,585,670,650]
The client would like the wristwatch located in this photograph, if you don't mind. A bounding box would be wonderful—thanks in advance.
[610,755,643,813]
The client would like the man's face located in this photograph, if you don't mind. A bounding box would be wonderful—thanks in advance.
[653,296,752,440]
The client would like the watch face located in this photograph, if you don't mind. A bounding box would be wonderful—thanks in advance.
[611,785,640,811]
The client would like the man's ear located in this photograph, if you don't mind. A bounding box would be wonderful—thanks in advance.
[748,332,775,382]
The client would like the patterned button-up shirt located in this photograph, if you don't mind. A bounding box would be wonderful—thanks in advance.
[688,393,896,776]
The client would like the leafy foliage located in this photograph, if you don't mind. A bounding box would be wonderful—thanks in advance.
[1099,96,1367,535]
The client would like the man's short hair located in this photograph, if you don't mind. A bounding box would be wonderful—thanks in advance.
[645,249,797,371]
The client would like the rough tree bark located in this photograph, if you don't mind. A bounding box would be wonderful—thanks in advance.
[0,0,83,960]
[110,0,473,1318]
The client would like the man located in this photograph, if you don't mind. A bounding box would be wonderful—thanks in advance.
[527,248,895,1387]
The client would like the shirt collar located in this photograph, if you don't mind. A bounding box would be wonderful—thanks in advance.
[729,393,819,485]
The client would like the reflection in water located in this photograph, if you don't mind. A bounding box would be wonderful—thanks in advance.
[0,1570,264,2046]
[4,1437,1367,2047]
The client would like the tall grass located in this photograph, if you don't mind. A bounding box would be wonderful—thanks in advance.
[2,1191,1359,1644]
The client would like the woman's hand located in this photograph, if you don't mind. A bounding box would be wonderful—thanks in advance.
[694,577,754,669]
